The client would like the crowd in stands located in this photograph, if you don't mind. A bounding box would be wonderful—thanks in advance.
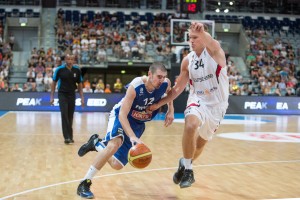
[54,8,187,64]
[1,8,300,96]
[0,20,13,92]
[228,28,299,96]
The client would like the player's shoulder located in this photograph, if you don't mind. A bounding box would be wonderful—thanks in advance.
[54,65,65,73]
[72,65,81,71]
[129,76,144,89]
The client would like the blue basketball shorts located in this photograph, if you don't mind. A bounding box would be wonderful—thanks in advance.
[99,113,146,166]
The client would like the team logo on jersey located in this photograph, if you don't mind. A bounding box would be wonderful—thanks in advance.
[131,110,152,121]
[74,73,76,77]
[139,88,144,96]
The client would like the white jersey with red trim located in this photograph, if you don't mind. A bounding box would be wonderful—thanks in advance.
[187,49,229,106]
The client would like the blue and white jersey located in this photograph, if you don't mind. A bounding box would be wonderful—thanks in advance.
[112,76,168,123]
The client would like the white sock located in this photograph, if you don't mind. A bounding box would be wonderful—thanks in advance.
[83,165,99,180]
[183,158,192,169]
[95,141,105,152]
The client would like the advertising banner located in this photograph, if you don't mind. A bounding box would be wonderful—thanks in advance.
[0,92,124,112]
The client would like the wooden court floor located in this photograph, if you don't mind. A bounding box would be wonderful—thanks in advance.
[0,111,299,200]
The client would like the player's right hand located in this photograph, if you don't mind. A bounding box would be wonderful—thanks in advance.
[130,136,142,146]
[50,98,54,106]
[147,103,159,112]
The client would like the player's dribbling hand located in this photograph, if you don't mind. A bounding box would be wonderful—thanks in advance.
[130,136,142,146]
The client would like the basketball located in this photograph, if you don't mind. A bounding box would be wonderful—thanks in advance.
[128,143,152,169]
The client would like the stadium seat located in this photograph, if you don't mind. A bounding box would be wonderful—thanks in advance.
[87,10,95,22]
[65,10,72,22]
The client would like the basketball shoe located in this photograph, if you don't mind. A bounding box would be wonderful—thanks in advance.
[77,179,94,199]
[78,134,100,157]
[173,158,185,184]
[179,169,195,188]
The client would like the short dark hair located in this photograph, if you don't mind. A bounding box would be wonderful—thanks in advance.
[149,62,167,74]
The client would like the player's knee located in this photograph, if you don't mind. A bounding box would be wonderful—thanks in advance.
[106,142,119,154]
[110,159,123,170]
[185,121,200,133]
[106,138,122,153]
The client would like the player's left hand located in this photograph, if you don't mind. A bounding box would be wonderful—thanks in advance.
[164,110,174,127]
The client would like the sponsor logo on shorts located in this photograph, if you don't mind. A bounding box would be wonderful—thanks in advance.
[196,86,218,95]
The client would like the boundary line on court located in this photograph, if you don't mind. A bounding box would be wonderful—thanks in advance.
[1,159,300,199]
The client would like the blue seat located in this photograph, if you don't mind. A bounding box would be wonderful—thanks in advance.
[65,10,72,22]
[87,10,95,22]
[11,9,20,17]
[125,15,131,21]
[72,10,80,23]
[81,13,87,22]
[131,12,139,17]
[25,9,34,17]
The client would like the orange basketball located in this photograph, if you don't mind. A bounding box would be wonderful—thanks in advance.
[128,143,152,169]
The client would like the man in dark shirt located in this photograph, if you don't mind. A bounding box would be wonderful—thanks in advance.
[50,54,85,144]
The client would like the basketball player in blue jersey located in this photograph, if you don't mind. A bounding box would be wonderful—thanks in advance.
[149,22,229,188]
[77,62,174,199]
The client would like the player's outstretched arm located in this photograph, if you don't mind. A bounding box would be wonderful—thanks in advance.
[164,78,174,127]
[191,22,226,67]
[149,57,190,111]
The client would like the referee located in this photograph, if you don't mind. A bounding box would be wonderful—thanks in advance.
[50,54,85,144]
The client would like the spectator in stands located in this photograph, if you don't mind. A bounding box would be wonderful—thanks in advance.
[131,44,139,59]
[83,84,93,93]
[285,87,295,96]
[113,31,121,45]
[104,84,112,93]
[8,33,15,50]
[96,45,106,63]
[94,12,102,24]
[90,77,98,92]
[156,44,163,55]
[35,61,45,76]
[96,78,105,91]
[0,77,5,91]
[94,85,104,93]
[35,72,45,92]
[113,78,123,93]
[81,43,90,64]
[44,72,53,92]
[12,83,23,92]
[27,66,35,81]
[122,42,131,58]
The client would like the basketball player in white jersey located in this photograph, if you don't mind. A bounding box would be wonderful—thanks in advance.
[148,22,229,188]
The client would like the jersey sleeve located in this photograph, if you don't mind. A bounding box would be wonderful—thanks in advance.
[52,67,60,82]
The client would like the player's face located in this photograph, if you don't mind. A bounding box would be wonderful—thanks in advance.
[150,69,167,89]
[188,30,204,51]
